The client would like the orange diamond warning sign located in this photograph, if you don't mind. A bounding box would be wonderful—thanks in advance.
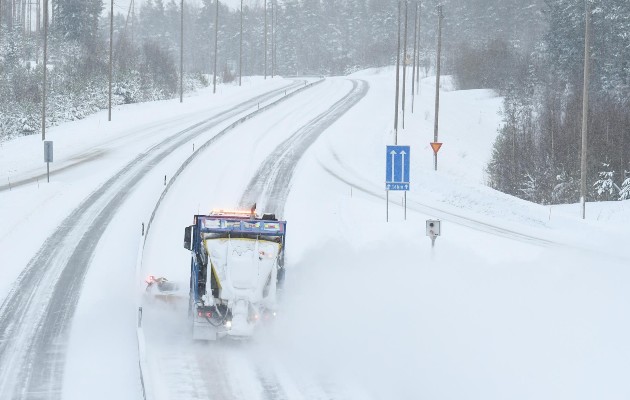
[430,142,443,154]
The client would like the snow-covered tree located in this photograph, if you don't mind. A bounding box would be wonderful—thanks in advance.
[593,163,617,201]
[54,0,103,43]
[552,170,579,204]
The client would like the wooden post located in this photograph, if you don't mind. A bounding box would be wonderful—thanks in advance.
[402,0,408,129]
[108,0,113,121]
[180,0,184,102]
[394,0,401,145]
[131,0,135,48]
[274,0,278,78]
[239,0,243,86]
[271,0,275,78]
[213,0,219,94]
[411,2,418,113]
[580,0,591,219]
[264,0,267,79]
[433,5,442,171]
[416,1,421,94]
[41,0,47,140]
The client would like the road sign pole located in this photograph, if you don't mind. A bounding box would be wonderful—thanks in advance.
[580,0,591,220]
[44,140,53,183]
[386,145,410,221]
[386,190,389,222]
[433,5,443,172]
[431,142,443,169]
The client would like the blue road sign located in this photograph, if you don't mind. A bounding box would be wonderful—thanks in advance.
[386,145,410,191]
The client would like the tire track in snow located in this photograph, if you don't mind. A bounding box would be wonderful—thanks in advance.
[137,79,367,400]
[237,79,369,399]
[0,81,306,400]
[257,370,289,400]
[239,79,369,218]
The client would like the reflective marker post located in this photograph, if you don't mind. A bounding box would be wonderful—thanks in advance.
[426,219,441,248]
[386,190,389,222]
[44,140,53,183]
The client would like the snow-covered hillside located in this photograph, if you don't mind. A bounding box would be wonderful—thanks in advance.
[1,68,629,400]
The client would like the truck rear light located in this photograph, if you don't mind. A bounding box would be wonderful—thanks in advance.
[206,312,213,318]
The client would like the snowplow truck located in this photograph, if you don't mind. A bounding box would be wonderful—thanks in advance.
[183,210,286,340]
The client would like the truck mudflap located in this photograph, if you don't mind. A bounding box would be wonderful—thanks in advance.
[192,319,218,341]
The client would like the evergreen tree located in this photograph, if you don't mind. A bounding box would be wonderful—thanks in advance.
[54,0,103,44]
[593,163,617,201]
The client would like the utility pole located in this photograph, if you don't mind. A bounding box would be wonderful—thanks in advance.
[41,0,48,140]
[402,0,408,129]
[274,0,278,78]
[131,0,135,48]
[108,0,113,121]
[411,2,418,113]
[394,0,401,145]
[212,0,219,94]
[239,0,243,86]
[271,0,275,78]
[264,0,267,79]
[416,1,421,94]
[29,0,32,36]
[433,5,442,171]
[119,1,133,56]
[580,0,591,219]
[180,0,184,102]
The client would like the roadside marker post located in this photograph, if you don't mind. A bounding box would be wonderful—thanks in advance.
[386,145,410,221]
[426,219,441,248]
[44,141,53,183]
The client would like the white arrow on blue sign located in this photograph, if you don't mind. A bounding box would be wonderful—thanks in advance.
[386,145,410,191]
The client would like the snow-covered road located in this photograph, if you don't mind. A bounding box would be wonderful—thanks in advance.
[0,77,318,399]
[139,77,369,400]
[1,68,629,400]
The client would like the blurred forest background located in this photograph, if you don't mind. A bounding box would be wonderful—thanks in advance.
[0,0,628,203]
